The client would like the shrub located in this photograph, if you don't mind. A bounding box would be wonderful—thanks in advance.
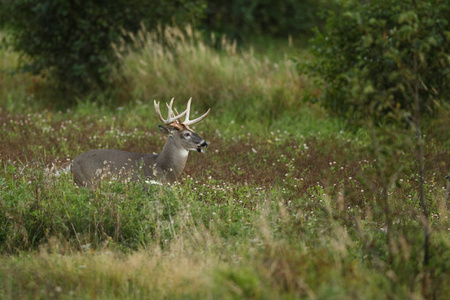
[303,0,450,120]
[0,0,206,93]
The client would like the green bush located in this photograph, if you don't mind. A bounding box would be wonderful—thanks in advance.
[303,0,450,120]
[0,0,205,93]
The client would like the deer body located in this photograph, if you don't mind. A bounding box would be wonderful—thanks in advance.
[71,98,209,187]
[72,150,158,187]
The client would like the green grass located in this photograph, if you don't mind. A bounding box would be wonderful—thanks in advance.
[0,28,449,299]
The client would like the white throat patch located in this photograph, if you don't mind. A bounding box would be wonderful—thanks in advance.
[179,148,189,158]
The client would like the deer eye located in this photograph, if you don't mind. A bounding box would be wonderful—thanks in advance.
[183,132,191,138]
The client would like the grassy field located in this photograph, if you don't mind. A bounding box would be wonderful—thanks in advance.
[0,28,449,299]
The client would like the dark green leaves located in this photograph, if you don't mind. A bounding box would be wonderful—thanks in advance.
[0,0,206,94]
[303,0,450,121]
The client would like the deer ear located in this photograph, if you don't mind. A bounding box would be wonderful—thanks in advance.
[158,125,172,134]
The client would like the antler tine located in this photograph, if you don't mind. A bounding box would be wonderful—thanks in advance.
[154,98,187,125]
[154,100,165,123]
[171,97,188,120]
[166,98,176,118]
[185,97,192,123]
[183,98,210,126]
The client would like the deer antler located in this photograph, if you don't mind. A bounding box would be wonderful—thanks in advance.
[154,98,210,130]
[154,98,187,129]
[182,98,210,128]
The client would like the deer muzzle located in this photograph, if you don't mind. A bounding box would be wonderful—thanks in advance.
[197,140,208,153]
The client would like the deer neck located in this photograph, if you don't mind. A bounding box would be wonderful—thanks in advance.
[156,136,189,182]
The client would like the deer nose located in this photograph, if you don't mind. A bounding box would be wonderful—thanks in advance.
[200,140,208,147]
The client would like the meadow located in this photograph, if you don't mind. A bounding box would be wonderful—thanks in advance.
[0,28,449,299]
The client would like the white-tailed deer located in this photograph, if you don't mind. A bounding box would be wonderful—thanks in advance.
[71,98,210,187]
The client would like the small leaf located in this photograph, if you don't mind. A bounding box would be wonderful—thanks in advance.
[427,36,437,46]
[363,83,375,95]
[398,11,418,25]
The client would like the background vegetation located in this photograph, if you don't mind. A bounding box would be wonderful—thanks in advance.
[0,0,449,299]
[202,0,335,38]
[0,0,206,93]
[304,0,450,121]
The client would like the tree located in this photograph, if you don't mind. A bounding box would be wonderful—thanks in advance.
[0,0,206,93]
[303,0,449,120]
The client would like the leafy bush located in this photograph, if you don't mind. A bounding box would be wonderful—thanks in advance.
[303,0,450,120]
[0,0,205,93]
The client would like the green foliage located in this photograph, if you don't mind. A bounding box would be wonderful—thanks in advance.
[0,161,263,252]
[0,0,205,93]
[0,155,448,298]
[303,0,450,120]
[202,0,335,38]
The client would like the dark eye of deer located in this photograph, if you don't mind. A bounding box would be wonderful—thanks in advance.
[184,132,191,138]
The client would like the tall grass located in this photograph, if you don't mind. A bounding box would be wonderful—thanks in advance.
[1,158,448,299]
[115,26,308,124]
[0,34,38,112]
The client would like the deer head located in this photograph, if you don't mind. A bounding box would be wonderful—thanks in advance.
[154,97,210,153]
